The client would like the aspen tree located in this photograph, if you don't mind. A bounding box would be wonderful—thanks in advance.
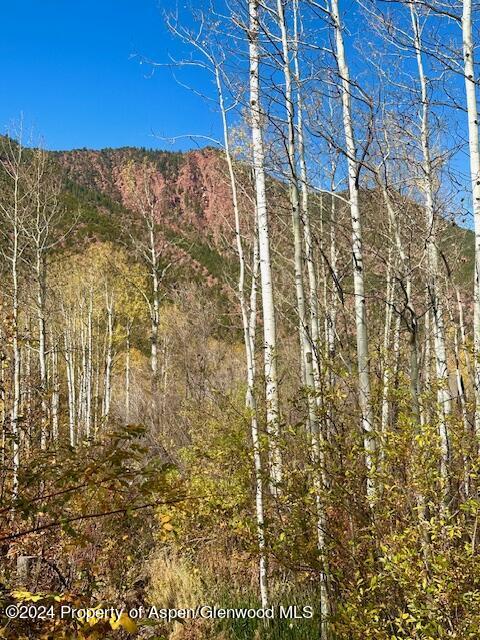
[410,2,451,492]
[248,0,282,492]
[102,290,114,426]
[380,249,395,436]
[328,0,376,499]
[79,310,88,436]
[215,65,269,606]
[50,334,59,442]
[25,150,53,449]
[125,319,132,424]
[361,0,455,498]
[63,315,76,447]
[85,292,94,438]
[0,135,28,498]
[462,0,480,443]
[275,1,330,630]
[293,0,322,381]
[326,162,340,366]
[374,126,423,427]
[447,297,470,496]
[121,161,172,423]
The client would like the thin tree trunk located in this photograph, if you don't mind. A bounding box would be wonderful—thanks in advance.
[79,313,87,438]
[449,301,470,497]
[151,276,159,386]
[248,0,282,493]
[215,60,269,607]
[94,319,101,435]
[64,322,76,447]
[277,2,330,630]
[456,287,472,381]
[125,320,131,424]
[327,193,338,363]
[462,0,480,445]
[275,0,316,417]
[410,3,451,495]
[293,0,322,384]
[24,329,32,451]
[102,292,114,426]
[380,255,395,437]
[150,216,160,401]
[381,186,422,424]
[11,223,21,499]
[36,254,48,450]
[85,293,93,438]
[330,0,376,499]
[423,308,431,392]
[51,337,59,442]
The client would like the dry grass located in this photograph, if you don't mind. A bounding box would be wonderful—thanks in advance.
[148,550,204,609]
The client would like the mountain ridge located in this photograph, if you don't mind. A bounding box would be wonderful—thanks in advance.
[5,138,471,301]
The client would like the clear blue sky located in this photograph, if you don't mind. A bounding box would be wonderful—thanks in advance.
[0,0,219,151]
[0,0,472,215]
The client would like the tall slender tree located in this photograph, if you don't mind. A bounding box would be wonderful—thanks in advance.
[248,0,282,493]
[328,0,376,500]
[462,0,480,443]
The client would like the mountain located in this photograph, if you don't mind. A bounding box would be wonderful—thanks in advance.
[54,146,242,297]
[56,147,234,236]
[46,144,475,307]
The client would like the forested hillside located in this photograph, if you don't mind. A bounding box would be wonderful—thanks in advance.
[3,0,480,638]
[0,133,476,639]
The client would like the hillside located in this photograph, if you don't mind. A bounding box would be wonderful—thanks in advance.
[5,0,480,635]
[54,146,243,306]
[52,144,475,291]
[0,139,478,640]
[56,146,235,238]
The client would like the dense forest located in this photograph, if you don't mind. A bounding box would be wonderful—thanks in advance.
[2,0,480,638]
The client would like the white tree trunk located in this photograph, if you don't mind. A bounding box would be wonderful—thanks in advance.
[292,1,322,384]
[463,0,480,444]
[102,293,114,426]
[125,320,131,424]
[381,187,423,425]
[64,323,76,447]
[148,210,161,392]
[410,3,451,492]
[51,337,59,442]
[215,60,269,608]
[277,3,330,630]
[330,0,376,499]
[94,321,101,435]
[79,314,87,437]
[275,0,315,411]
[249,0,282,493]
[151,271,159,386]
[85,294,93,438]
[327,194,338,362]
[36,253,48,450]
[11,224,21,499]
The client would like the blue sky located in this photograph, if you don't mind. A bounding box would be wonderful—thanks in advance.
[0,0,472,220]
[0,0,220,151]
